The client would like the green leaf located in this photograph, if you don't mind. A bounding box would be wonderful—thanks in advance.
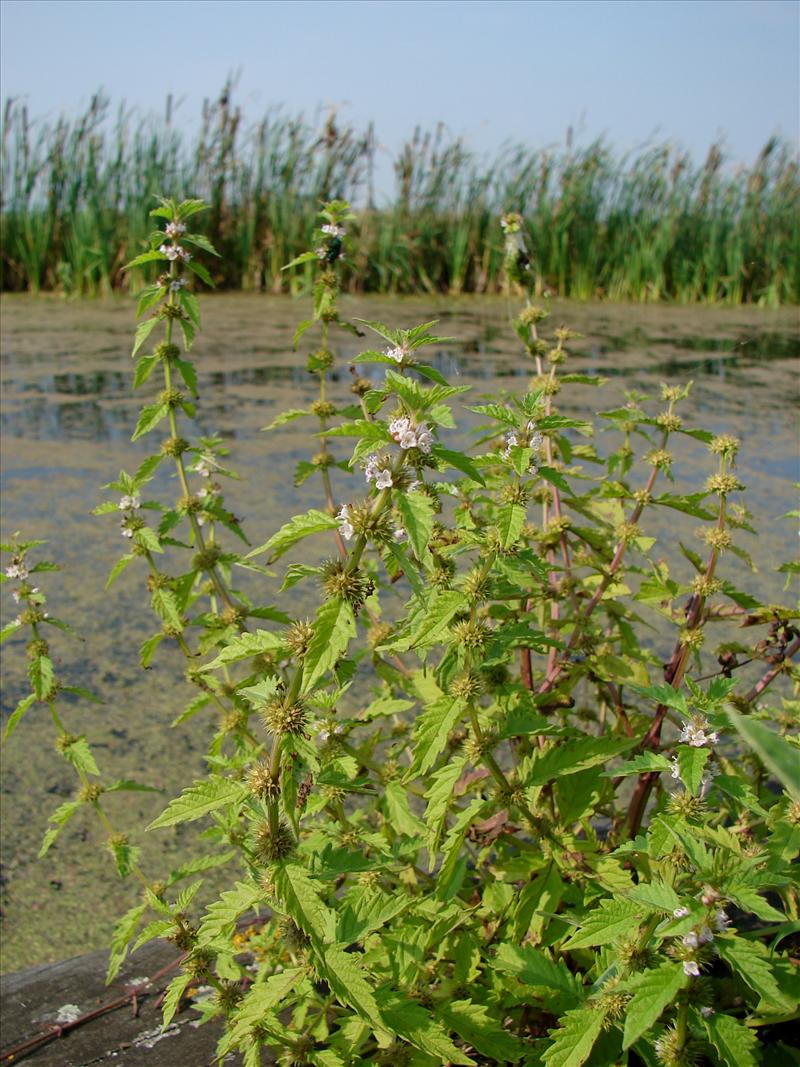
[136,284,166,317]
[261,407,310,431]
[139,632,164,669]
[248,508,339,561]
[302,598,357,693]
[107,903,147,982]
[677,745,710,796]
[150,586,182,631]
[407,695,466,777]
[133,354,160,387]
[602,752,672,777]
[273,862,334,944]
[105,553,135,590]
[725,705,800,800]
[314,943,387,1034]
[391,590,467,652]
[494,944,579,999]
[423,755,467,859]
[704,1011,759,1067]
[384,780,426,837]
[376,990,475,1064]
[201,629,285,671]
[538,466,571,493]
[131,316,160,358]
[543,1006,605,1067]
[497,501,527,550]
[39,799,82,857]
[432,445,486,485]
[109,837,141,879]
[184,258,214,287]
[133,526,163,555]
[394,489,435,565]
[161,972,192,1028]
[525,736,634,788]
[627,881,682,915]
[131,401,168,441]
[174,356,198,396]
[147,777,247,830]
[4,693,36,739]
[28,654,55,700]
[436,999,524,1063]
[622,962,688,1049]
[563,898,645,950]
[197,880,260,947]
[716,935,790,1009]
[61,736,100,777]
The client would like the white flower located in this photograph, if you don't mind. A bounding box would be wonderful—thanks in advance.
[197,513,207,527]
[120,522,133,539]
[683,960,701,977]
[5,563,29,580]
[315,246,327,260]
[159,243,180,261]
[502,432,518,458]
[364,455,380,483]
[408,479,422,492]
[375,469,393,490]
[670,757,681,780]
[385,345,406,363]
[31,587,39,594]
[714,909,730,931]
[679,717,719,748]
[416,426,433,454]
[399,430,418,450]
[118,494,141,511]
[682,931,700,949]
[389,417,412,441]
[165,222,186,237]
[195,458,213,478]
[13,615,22,627]
[673,906,690,918]
[529,430,544,451]
[337,505,355,541]
[42,611,50,619]
[698,924,714,944]
[12,590,21,603]
[700,1006,714,1018]
[394,526,407,542]
[321,223,345,237]
[178,247,191,262]
[169,277,187,292]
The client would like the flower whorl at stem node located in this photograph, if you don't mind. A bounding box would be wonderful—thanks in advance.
[161,435,190,457]
[259,697,308,737]
[320,560,374,611]
[286,620,314,657]
[192,546,222,572]
[247,761,281,800]
[451,672,483,700]
[254,819,295,864]
[705,472,744,496]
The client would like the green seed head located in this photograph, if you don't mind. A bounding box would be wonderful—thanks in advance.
[254,819,295,864]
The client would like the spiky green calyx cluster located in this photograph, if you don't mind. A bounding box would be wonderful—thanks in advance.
[162,435,190,457]
[278,917,310,950]
[451,618,490,650]
[517,305,548,327]
[462,567,491,603]
[246,762,281,800]
[709,434,740,458]
[260,697,308,737]
[254,819,295,863]
[367,621,392,649]
[705,472,744,496]
[698,526,731,550]
[351,375,372,396]
[348,500,394,544]
[451,672,482,700]
[286,620,314,657]
[500,482,530,506]
[178,493,203,513]
[55,732,79,752]
[215,979,244,1014]
[221,709,247,734]
[78,783,104,803]
[646,448,673,472]
[192,546,222,572]
[656,411,683,432]
[615,521,642,544]
[311,400,336,419]
[667,792,706,820]
[153,342,180,361]
[690,575,722,597]
[615,935,656,974]
[320,560,374,610]
[185,947,213,980]
[159,387,184,408]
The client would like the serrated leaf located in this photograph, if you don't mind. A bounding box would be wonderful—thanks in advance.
[424,755,467,860]
[716,935,790,1009]
[134,354,160,388]
[494,944,579,999]
[107,903,147,982]
[497,501,527,549]
[627,881,681,914]
[622,962,687,1049]
[436,998,524,1063]
[302,598,356,692]
[133,525,163,555]
[147,777,247,830]
[109,837,141,879]
[150,586,182,630]
[139,632,164,668]
[161,971,192,1028]
[4,693,36,739]
[248,508,339,561]
[390,589,467,652]
[201,629,285,671]
[174,356,198,395]
[726,705,800,800]
[601,753,672,777]
[543,1006,605,1067]
[105,553,135,590]
[677,745,710,796]
[131,316,160,358]
[704,1011,759,1067]
[197,880,260,946]
[28,654,55,700]
[384,780,426,837]
[525,736,634,788]
[261,407,310,431]
[131,918,174,954]
[432,445,485,485]
[376,989,475,1064]
[407,695,466,777]
[131,401,168,441]
[564,898,644,950]
[61,736,100,777]
[39,799,81,857]
[314,943,387,1034]
[394,490,435,565]
[273,862,334,944]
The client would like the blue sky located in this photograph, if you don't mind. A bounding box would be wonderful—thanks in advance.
[2,0,797,183]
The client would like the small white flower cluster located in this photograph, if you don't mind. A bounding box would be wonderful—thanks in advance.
[337,505,355,541]
[315,247,328,260]
[5,562,29,580]
[675,907,729,977]
[118,493,141,511]
[364,456,394,490]
[159,243,191,262]
[194,456,215,478]
[165,222,186,237]
[317,722,345,744]
[679,716,719,748]
[394,525,407,543]
[13,585,38,603]
[389,417,432,454]
[120,521,134,539]
[321,223,346,238]
[385,344,409,363]
[169,277,188,292]
[502,420,544,462]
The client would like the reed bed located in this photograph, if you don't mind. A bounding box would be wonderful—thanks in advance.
[2,85,798,303]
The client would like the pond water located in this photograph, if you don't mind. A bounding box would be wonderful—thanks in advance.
[1,293,798,972]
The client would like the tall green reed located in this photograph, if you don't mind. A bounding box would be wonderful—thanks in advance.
[2,85,798,303]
